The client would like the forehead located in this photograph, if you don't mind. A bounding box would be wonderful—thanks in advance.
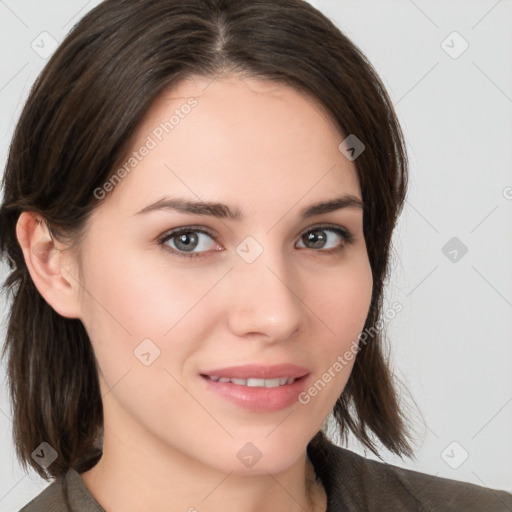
[97,75,361,219]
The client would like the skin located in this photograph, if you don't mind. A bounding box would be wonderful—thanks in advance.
[17,74,373,512]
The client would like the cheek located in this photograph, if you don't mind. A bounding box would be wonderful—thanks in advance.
[314,256,373,343]
[77,244,230,397]
[303,256,372,399]
[80,247,213,337]
[77,251,190,376]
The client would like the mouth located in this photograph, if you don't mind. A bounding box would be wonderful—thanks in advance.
[198,364,311,412]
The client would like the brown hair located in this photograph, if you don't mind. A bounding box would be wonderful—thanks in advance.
[0,0,412,480]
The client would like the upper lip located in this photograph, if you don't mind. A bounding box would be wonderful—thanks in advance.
[201,364,310,380]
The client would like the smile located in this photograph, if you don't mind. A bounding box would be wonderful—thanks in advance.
[205,376,297,387]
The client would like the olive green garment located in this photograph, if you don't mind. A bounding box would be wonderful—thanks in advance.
[19,434,512,511]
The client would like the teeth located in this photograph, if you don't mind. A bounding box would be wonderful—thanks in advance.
[206,375,297,387]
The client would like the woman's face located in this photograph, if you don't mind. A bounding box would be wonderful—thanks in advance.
[74,75,373,474]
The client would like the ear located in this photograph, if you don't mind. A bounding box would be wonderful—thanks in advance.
[16,211,83,319]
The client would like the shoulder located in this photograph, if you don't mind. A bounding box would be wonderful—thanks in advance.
[308,435,512,511]
[19,469,105,512]
[339,446,511,511]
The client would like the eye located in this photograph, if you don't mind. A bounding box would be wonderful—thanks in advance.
[157,224,354,259]
[157,227,221,258]
[296,225,353,252]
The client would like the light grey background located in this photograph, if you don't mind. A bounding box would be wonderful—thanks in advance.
[1,0,511,509]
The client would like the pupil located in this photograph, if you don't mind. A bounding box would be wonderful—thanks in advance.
[175,232,198,252]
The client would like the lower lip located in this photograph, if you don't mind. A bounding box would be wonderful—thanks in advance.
[200,374,310,412]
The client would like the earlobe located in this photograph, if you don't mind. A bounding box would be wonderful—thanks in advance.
[15,211,82,319]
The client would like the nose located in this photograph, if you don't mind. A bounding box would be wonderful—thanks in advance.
[226,251,303,342]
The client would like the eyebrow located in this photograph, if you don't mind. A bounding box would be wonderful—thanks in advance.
[134,194,364,220]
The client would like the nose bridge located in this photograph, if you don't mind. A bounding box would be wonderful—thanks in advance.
[227,243,303,339]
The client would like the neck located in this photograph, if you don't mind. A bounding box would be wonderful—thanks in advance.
[80,407,326,512]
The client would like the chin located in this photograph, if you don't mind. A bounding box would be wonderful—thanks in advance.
[203,437,309,476]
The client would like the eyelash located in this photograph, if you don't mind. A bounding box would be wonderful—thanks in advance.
[156,224,355,260]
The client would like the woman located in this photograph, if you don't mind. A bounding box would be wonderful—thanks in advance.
[1,0,510,511]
